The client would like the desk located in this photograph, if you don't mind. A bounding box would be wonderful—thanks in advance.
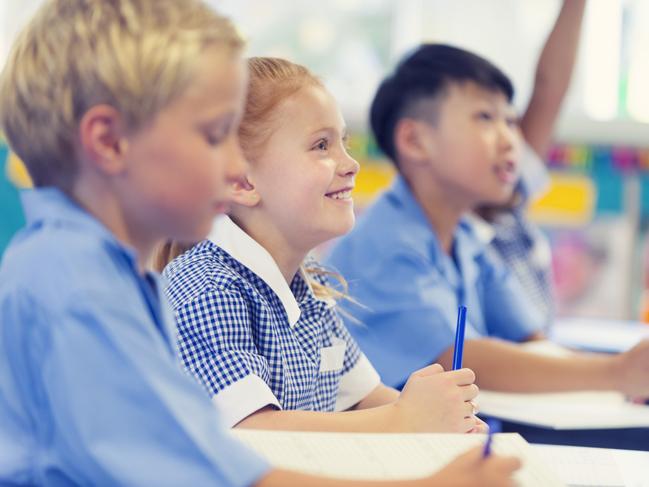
[480,329,649,451]
[499,420,649,451]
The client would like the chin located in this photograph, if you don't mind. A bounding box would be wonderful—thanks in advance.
[482,188,516,207]
[319,221,355,244]
[338,216,356,235]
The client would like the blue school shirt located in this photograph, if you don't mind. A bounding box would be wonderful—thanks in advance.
[0,188,269,486]
[163,216,380,427]
[325,175,544,389]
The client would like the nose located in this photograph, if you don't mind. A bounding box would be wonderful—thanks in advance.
[498,121,517,153]
[338,151,360,178]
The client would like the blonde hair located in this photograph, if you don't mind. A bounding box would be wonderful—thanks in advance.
[154,57,348,302]
[0,0,243,192]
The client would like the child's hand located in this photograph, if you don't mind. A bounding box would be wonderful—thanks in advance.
[394,364,480,433]
[615,340,649,397]
[468,416,489,434]
[422,446,520,487]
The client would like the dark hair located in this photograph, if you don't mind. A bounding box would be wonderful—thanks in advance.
[370,44,514,163]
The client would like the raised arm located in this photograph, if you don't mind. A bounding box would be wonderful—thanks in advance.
[519,0,587,157]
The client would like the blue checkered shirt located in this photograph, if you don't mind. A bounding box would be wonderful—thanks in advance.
[488,144,554,326]
[164,241,373,425]
[489,208,553,327]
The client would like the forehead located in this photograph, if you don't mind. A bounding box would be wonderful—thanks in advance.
[167,46,247,115]
[274,84,344,132]
[443,81,513,110]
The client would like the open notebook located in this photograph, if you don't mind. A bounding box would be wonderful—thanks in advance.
[231,429,564,486]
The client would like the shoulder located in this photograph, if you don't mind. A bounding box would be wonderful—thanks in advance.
[1,222,131,305]
[163,241,254,310]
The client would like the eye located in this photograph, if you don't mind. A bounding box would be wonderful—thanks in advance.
[202,119,233,147]
[205,133,224,146]
[312,138,329,151]
[476,111,494,121]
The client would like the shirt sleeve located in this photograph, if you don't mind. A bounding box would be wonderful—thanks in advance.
[175,286,281,427]
[479,254,546,341]
[13,287,270,487]
[338,251,481,389]
[328,309,381,411]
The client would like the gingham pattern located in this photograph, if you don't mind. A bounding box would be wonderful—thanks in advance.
[163,241,361,412]
[490,207,554,327]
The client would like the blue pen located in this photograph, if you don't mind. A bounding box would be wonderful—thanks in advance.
[452,305,467,370]
[482,428,494,457]
[482,419,500,458]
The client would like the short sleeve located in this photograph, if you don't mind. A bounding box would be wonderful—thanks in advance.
[479,255,546,341]
[175,286,281,426]
[339,251,480,389]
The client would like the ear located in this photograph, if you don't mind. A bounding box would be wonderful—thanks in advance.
[78,105,129,176]
[228,175,261,207]
[393,118,437,165]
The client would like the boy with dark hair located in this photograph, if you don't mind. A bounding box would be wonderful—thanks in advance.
[326,42,649,394]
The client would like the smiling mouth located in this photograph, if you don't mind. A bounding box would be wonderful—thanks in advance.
[325,188,353,200]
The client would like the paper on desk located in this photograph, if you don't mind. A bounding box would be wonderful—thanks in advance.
[232,429,565,486]
[533,444,649,487]
[549,317,649,353]
[478,389,649,429]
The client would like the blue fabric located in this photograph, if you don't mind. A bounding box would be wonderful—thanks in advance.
[488,208,553,327]
[164,243,362,412]
[486,147,554,327]
[0,188,269,486]
[326,176,544,388]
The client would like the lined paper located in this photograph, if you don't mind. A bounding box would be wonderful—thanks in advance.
[232,430,564,486]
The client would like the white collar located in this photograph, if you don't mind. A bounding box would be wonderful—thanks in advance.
[463,212,496,245]
[208,215,302,327]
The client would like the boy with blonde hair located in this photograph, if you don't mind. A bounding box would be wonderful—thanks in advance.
[0,0,518,485]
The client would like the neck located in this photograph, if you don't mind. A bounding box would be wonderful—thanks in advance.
[72,179,158,273]
[404,171,468,255]
[231,214,307,284]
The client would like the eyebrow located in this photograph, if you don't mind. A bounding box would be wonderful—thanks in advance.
[309,126,348,139]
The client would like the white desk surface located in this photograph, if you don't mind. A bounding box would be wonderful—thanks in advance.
[533,444,649,487]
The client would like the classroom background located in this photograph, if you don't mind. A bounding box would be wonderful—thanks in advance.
[2,0,649,322]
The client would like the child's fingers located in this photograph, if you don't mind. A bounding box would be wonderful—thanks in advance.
[462,401,476,418]
[411,363,445,377]
[470,418,489,434]
[461,416,478,432]
[460,383,479,401]
[446,367,476,385]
